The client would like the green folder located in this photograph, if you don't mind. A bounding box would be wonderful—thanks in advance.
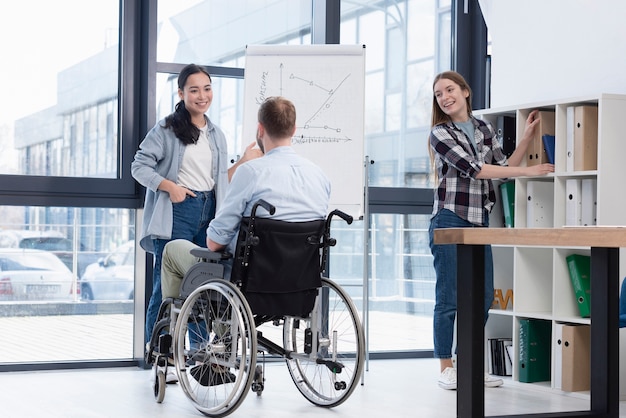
[499,181,515,228]
[518,318,551,383]
[566,254,591,318]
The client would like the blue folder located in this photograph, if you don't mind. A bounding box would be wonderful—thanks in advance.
[542,134,555,164]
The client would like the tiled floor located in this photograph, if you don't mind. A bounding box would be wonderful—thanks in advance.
[0,358,624,418]
[0,311,624,417]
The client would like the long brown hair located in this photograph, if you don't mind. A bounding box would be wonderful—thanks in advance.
[428,71,473,183]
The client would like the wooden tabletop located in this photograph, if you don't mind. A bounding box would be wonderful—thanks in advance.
[434,227,626,248]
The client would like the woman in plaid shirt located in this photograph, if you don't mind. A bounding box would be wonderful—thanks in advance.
[428,71,554,390]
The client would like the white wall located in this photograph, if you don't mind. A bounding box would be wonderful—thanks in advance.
[479,0,626,108]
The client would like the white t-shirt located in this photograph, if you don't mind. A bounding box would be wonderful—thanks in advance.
[177,125,215,191]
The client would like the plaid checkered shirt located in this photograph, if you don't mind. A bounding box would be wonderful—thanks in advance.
[429,117,508,226]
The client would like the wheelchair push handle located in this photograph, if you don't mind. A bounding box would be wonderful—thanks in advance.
[322,209,353,249]
[251,199,276,216]
[329,209,353,225]
[325,209,353,234]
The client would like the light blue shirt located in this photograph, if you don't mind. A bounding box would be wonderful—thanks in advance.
[131,116,229,253]
[207,146,331,252]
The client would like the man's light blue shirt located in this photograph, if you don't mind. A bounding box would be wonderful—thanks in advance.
[207,146,331,253]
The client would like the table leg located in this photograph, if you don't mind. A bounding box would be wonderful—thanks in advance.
[456,244,485,418]
[590,247,619,417]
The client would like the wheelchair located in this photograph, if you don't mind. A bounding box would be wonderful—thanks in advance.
[146,199,365,417]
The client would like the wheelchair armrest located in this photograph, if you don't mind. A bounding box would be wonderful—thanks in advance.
[190,247,232,261]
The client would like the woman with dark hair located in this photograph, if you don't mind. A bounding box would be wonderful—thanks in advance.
[427,71,554,390]
[132,64,259,365]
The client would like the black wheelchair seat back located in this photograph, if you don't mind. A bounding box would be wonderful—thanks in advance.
[230,216,325,317]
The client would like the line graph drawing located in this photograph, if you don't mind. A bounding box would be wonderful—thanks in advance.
[251,63,355,145]
[243,44,365,218]
[290,71,350,128]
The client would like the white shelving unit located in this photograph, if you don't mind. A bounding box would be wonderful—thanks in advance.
[475,94,626,399]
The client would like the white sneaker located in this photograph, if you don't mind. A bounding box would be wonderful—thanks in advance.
[438,367,457,390]
[484,372,503,388]
[166,367,178,384]
[151,365,179,384]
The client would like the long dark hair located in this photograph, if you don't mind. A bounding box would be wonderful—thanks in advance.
[163,64,212,145]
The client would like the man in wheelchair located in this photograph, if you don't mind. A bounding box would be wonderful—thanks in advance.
[159,96,331,386]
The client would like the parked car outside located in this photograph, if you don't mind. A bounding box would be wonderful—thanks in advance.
[80,241,135,301]
[0,230,102,278]
[0,248,77,301]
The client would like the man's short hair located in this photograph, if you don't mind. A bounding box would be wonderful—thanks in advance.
[258,96,296,138]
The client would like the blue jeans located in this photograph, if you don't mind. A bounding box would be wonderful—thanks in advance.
[429,209,494,359]
[145,190,216,343]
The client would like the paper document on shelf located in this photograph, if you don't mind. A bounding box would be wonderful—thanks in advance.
[573,106,598,171]
[553,322,563,390]
[581,178,597,226]
[566,106,575,172]
[565,179,582,226]
[504,341,513,376]
[526,181,554,227]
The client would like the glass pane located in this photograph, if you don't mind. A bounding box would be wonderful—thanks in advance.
[407,0,436,61]
[359,10,386,73]
[370,213,435,351]
[0,0,120,178]
[330,214,435,352]
[437,9,452,74]
[341,0,451,188]
[0,206,135,362]
[157,0,313,65]
[365,72,384,134]
[407,62,435,129]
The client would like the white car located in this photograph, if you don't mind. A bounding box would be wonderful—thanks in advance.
[0,248,77,301]
[0,229,101,278]
[80,241,135,301]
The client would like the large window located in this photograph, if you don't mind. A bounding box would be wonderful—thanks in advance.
[154,0,449,353]
[0,0,138,367]
[0,0,456,368]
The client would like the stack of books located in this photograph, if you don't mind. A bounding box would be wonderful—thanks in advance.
[488,337,513,376]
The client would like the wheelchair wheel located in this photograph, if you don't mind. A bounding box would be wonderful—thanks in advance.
[283,277,365,407]
[173,278,257,417]
[153,368,166,404]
